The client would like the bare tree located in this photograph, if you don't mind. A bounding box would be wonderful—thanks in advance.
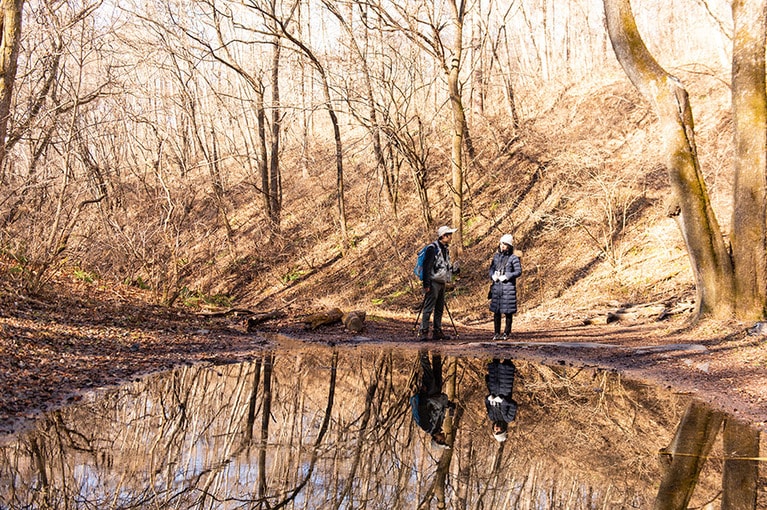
[249,0,349,247]
[603,0,735,319]
[323,0,400,215]
[363,0,469,245]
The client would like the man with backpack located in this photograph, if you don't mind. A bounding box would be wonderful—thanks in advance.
[417,225,460,341]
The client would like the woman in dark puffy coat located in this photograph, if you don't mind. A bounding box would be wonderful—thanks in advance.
[488,234,522,340]
[485,358,518,442]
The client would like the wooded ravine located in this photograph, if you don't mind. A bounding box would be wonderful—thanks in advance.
[3,0,767,435]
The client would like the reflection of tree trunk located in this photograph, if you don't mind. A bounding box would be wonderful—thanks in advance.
[654,401,723,510]
[272,350,337,510]
[245,358,263,442]
[29,435,49,489]
[419,356,460,510]
[333,354,384,509]
[722,418,759,510]
[258,353,274,500]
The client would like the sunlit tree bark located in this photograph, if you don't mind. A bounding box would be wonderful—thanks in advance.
[0,0,23,169]
[268,33,282,225]
[730,0,767,320]
[447,0,466,249]
[604,0,735,319]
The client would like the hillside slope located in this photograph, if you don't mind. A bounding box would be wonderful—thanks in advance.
[221,72,733,330]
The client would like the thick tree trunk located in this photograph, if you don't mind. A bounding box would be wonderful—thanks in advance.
[731,0,767,320]
[604,0,734,319]
[0,0,23,169]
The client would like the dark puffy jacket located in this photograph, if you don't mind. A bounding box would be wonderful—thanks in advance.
[485,359,516,396]
[488,251,522,314]
[485,360,518,422]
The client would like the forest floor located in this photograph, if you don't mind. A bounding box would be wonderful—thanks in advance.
[1,279,766,445]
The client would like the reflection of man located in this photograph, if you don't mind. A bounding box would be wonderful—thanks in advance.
[410,350,454,448]
[485,359,518,442]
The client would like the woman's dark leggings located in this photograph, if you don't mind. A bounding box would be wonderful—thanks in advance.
[494,313,513,335]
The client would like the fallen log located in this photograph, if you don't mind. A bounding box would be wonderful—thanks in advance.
[342,310,366,333]
[246,310,287,332]
[196,307,258,318]
[304,308,344,330]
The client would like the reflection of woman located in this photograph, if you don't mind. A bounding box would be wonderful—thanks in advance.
[488,234,522,340]
[485,359,518,442]
[410,350,453,448]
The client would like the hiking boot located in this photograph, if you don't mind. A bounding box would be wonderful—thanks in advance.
[433,329,451,340]
[417,329,429,341]
[492,334,502,341]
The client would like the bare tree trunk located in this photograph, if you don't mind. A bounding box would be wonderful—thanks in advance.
[447,0,466,250]
[730,0,767,320]
[493,24,520,130]
[269,35,282,226]
[0,0,23,169]
[255,81,271,217]
[604,0,734,319]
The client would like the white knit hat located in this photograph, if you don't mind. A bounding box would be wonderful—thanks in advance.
[500,234,513,247]
[493,431,508,442]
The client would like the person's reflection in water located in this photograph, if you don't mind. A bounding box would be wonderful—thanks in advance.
[410,349,455,449]
[485,358,518,442]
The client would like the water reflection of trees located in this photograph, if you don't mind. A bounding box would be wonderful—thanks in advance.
[0,348,763,509]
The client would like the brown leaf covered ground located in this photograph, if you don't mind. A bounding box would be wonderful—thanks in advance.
[1,275,766,446]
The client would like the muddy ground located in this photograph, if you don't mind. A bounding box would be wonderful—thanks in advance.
[1,287,766,445]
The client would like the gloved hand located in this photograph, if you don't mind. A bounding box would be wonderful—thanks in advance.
[498,274,509,282]
[492,271,501,282]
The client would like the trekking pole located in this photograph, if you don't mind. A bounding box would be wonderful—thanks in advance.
[443,297,458,338]
[413,293,427,331]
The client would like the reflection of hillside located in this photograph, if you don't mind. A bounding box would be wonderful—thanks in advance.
[0,347,762,509]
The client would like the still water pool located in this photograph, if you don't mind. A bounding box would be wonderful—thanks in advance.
[0,345,764,509]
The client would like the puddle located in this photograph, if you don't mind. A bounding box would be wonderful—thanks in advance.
[0,345,764,509]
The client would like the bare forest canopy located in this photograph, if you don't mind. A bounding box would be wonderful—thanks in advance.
[1,0,736,319]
